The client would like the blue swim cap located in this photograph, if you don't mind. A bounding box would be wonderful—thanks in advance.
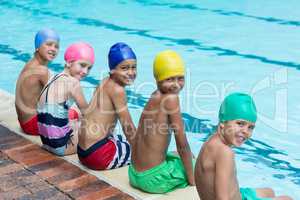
[108,42,136,70]
[34,28,60,49]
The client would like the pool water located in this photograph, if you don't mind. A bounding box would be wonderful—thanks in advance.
[0,0,299,198]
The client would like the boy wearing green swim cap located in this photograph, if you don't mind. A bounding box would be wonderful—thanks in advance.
[129,50,195,194]
[194,93,292,200]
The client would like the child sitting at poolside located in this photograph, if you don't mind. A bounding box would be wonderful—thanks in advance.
[15,28,59,135]
[77,42,136,170]
[194,92,293,200]
[37,42,94,156]
[129,50,195,194]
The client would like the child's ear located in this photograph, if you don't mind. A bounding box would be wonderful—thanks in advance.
[66,62,71,68]
[109,69,115,75]
[219,122,225,129]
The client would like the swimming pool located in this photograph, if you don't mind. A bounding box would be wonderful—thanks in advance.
[0,0,299,198]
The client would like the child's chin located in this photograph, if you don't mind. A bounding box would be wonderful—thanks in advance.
[125,80,135,85]
[47,58,55,62]
[75,76,82,80]
[235,142,244,147]
[47,55,56,61]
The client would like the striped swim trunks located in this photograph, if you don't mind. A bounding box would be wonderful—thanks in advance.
[77,134,131,170]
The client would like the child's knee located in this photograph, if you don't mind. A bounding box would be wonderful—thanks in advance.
[277,195,293,200]
[256,187,275,198]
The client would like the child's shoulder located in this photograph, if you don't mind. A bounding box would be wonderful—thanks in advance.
[207,135,234,157]
[20,64,49,80]
[106,78,126,95]
[215,143,234,160]
[62,75,80,88]
[25,62,48,72]
[161,93,180,109]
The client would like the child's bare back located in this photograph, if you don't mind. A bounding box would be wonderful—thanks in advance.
[79,77,126,149]
[132,91,178,171]
[15,62,49,122]
[195,132,241,200]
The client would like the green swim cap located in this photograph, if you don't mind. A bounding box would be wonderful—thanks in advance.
[219,93,257,123]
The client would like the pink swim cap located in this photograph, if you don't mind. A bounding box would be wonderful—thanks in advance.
[64,42,95,65]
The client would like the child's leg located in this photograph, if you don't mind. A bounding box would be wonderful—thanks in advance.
[256,188,275,198]
[256,188,293,200]
[68,105,80,120]
[272,196,293,200]
[64,120,80,155]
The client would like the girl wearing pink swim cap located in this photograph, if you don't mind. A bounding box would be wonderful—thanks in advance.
[64,42,95,80]
[36,42,95,156]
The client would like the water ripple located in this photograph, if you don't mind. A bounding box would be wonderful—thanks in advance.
[134,0,300,27]
[1,1,300,70]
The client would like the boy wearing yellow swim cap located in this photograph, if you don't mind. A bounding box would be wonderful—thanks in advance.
[129,50,195,194]
[194,93,293,200]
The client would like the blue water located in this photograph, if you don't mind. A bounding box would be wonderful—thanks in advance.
[0,0,299,198]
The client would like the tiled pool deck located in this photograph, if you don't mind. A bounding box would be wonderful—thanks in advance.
[0,125,135,200]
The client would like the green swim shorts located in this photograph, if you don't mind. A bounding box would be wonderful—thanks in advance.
[240,188,272,200]
[128,153,189,194]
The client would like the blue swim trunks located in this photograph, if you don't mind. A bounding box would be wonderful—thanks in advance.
[240,188,272,200]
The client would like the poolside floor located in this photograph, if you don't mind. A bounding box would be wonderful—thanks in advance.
[0,125,135,200]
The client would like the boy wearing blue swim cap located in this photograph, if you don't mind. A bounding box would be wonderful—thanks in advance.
[194,93,292,200]
[129,50,195,194]
[77,42,137,170]
[15,28,60,136]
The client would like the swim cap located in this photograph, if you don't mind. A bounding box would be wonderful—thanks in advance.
[108,42,136,70]
[64,42,95,65]
[34,28,60,49]
[219,93,257,123]
[153,50,185,81]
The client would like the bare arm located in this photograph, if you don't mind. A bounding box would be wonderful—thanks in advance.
[111,86,136,145]
[38,65,50,86]
[70,79,88,113]
[215,147,240,200]
[165,94,195,185]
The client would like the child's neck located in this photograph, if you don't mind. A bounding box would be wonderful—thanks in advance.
[216,127,232,147]
[110,74,126,87]
[63,68,71,76]
[34,52,48,66]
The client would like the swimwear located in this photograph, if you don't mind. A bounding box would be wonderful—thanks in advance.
[19,115,39,136]
[128,153,189,194]
[37,73,74,156]
[78,134,131,170]
[68,108,79,120]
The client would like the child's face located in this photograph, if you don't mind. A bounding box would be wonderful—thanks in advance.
[158,75,185,94]
[111,59,137,86]
[37,40,59,61]
[220,119,255,147]
[68,59,92,80]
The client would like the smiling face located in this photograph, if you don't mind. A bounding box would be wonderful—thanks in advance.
[110,59,137,86]
[67,59,92,80]
[36,40,59,62]
[158,75,185,94]
[219,119,255,147]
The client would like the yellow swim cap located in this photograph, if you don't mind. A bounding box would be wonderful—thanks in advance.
[153,50,185,81]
